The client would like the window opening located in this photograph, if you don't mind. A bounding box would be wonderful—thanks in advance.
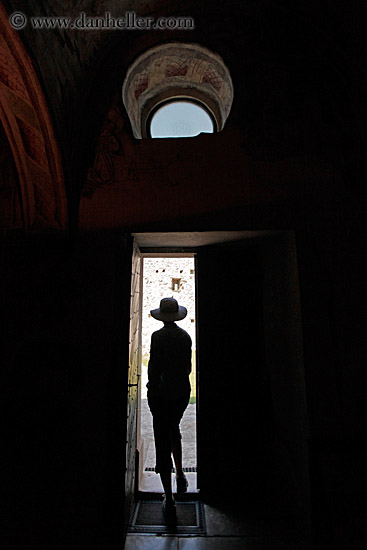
[149,100,214,138]
[172,277,181,292]
[123,42,233,138]
[139,256,197,493]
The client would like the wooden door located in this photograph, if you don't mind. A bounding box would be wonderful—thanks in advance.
[196,242,265,507]
[196,236,310,518]
[124,240,142,522]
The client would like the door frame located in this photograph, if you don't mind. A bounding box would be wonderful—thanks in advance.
[129,231,310,518]
[136,250,199,494]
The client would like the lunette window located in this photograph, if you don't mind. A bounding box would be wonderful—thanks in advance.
[149,100,214,138]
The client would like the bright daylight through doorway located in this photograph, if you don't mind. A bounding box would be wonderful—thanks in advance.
[139,256,197,493]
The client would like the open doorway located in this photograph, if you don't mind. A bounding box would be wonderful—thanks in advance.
[137,254,198,494]
[127,231,310,522]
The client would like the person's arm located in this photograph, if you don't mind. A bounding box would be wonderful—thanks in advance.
[148,332,162,389]
[186,334,192,376]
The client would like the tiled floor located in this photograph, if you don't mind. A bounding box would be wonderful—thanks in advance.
[135,402,312,548]
[125,502,313,549]
[124,537,248,549]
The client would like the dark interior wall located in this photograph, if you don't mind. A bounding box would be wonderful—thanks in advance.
[196,242,264,510]
[261,232,310,519]
[1,222,366,549]
[196,234,310,520]
[296,222,367,548]
[2,232,131,550]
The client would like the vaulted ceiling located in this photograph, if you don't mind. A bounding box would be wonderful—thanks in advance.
[1,1,366,234]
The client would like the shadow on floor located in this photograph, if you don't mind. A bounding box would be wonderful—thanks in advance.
[125,499,313,549]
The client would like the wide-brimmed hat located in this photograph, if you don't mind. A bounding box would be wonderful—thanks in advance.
[150,297,187,322]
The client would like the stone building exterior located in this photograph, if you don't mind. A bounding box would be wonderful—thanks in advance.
[142,257,196,355]
[141,257,196,399]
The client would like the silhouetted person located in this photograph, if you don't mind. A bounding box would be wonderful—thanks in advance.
[147,297,192,522]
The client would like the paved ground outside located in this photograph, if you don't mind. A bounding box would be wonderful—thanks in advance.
[140,399,197,471]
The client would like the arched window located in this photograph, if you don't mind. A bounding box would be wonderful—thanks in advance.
[122,43,233,139]
[149,100,215,138]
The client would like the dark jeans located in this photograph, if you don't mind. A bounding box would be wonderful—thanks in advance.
[147,392,190,473]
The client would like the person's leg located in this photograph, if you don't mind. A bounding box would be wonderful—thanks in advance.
[148,394,175,498]
[161,469,176,524]
[172,436,188,492]
[160,470,174,503]
[171,396,190,493]
[172,437,184,477]
[153,419,173,485]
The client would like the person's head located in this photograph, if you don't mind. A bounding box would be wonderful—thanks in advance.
[150,297,187,323]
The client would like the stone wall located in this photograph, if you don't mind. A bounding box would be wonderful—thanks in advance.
[142,257,196,355]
